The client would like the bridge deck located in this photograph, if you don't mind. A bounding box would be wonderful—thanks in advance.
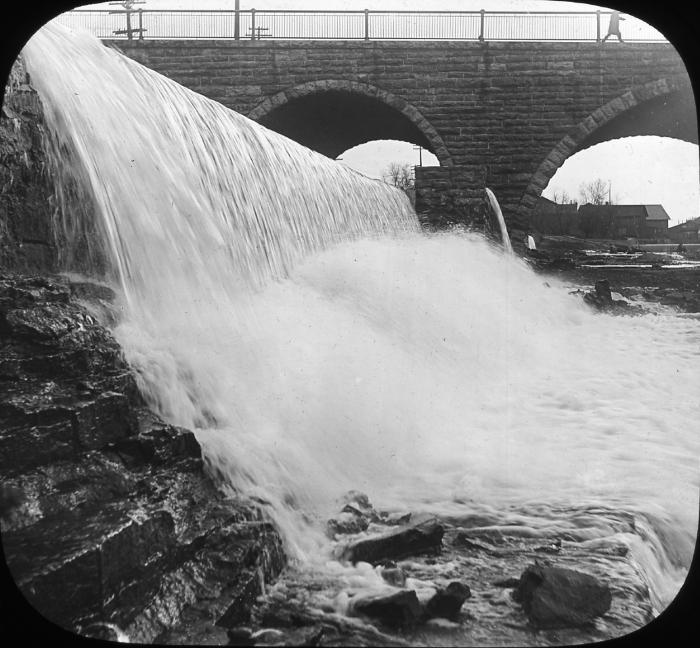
[55,9,667,43]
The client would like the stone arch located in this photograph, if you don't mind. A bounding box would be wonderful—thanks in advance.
[247,79,454,167]
[517,75,695,221]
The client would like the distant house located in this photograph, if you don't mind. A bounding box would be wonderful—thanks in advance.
[668,217,700,243]
[644,205,671,238]
[574,204,670,240]
[531,196,580,236]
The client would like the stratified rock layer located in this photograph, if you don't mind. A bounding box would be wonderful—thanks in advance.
[1,58,57,273]
[0,274,285,643]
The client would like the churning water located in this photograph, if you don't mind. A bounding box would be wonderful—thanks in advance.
[21,21,699,622]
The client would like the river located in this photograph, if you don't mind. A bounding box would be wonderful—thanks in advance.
[21,19,699,642]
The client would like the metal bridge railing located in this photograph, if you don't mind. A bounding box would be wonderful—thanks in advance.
[52,9,667,43]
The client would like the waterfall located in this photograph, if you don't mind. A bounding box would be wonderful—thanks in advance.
[22,21,418,309]
[20,19,698,615]
[485,187,514,254]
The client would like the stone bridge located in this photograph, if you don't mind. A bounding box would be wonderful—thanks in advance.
[108,39,697,230]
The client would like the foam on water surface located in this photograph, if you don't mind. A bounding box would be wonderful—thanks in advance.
[20,19,700,618]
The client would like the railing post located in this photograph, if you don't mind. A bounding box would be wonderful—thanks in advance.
[479,9,485,42]
[234,0,240,40]
[251,8,256,40]
[596,10,601,42]
[364,9,369,41]
[125,8,132,40]
[137,8,143,40]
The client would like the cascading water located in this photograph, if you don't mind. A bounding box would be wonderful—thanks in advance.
[21,19,698,626]
[485,187,513,254]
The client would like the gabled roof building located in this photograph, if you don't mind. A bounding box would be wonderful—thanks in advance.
[667,217,700,243]
[533,197,671,240]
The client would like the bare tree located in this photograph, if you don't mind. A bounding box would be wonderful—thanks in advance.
[579,178,612,205]
[551,188,574,204]
[383,162,415,192]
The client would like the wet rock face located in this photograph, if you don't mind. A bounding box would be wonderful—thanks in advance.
[1,58,58,273]
[0,274,285,642]
[0,275,138,482]
[513,562,612,628]
[1,57,104,276]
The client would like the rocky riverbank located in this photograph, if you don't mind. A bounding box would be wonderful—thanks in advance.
[214,492,655,647]
[0,265,674,647]
[0,274,285,643]
[523,238,700,315]
[2,59,289,641]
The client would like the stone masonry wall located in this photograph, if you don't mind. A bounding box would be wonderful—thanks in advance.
[108,39,694,230]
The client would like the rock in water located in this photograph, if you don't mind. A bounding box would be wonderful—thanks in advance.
[424,582,472,621]
[327,512,370,537]
[350,590,423,629]
[326,490,380,538]
[583,278,631,312]
[339,490,379,520]
[583,279,613,309]
[340,519,444,564]
[513,563,612,628]
[594,279,613,302]
[379,563,407,587]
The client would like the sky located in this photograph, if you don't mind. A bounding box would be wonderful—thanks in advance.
[74,1,699,225]
[78,0,669,16]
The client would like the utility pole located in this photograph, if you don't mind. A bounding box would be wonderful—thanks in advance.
[413,145,423,166]
[234,0,240,40]
[109,0,146,40]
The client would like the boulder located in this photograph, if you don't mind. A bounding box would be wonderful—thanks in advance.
[424,582,471,621]
[583,279,630,312]
[379,563,407,587]
[340,519,444,564]
[340,490,380,521]
[327,511,369,537]
[583,279,612,308]
[350,589,423,629]
[512,563,612,628]
[327,490,380,538]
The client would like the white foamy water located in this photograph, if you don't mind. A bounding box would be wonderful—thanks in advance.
[21,20,699,619]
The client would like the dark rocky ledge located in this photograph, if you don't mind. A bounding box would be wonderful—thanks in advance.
[0,273,286,643]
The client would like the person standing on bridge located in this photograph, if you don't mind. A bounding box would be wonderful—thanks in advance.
[602,11,625,43]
